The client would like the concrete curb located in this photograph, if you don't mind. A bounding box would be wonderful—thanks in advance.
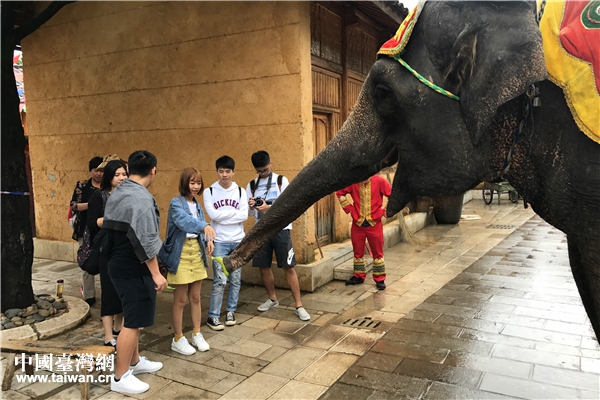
[239,211,435,291]
[1,296,90,343]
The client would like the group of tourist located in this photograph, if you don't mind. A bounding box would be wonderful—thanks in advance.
[70,149,391,394]
[70,150,311,394]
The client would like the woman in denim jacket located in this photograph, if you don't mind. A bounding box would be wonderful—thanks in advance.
[159,168,216,355]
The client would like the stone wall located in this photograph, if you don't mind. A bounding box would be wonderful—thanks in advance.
[24,2,316,261]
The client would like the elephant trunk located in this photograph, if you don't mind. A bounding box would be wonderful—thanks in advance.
[224,98,395,271]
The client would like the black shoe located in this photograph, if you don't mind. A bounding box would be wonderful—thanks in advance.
[376,281,386,290]
[345,276,364,286]
[113,329,121,337]
[207,317,224,331]
[225,311,236,326]
[85,298,96,306]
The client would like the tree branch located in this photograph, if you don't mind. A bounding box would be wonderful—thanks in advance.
[13,1,74,43]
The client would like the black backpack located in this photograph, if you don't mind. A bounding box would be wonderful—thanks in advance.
[250,174,283,197]
[209,186,242,198]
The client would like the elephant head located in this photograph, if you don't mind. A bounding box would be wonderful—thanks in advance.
[224,1,546,271]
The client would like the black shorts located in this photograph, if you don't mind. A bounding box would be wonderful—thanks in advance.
[110,275,156,329]
[252,230,296,268]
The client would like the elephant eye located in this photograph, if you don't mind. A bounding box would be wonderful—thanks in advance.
[373,83,398,116]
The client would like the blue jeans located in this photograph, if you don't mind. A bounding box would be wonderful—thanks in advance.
[208,241,242,318]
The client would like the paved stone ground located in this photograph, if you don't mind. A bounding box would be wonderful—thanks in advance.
[322,216,600,400]
[2,199,598,399]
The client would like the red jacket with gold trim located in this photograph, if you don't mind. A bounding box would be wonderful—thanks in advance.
[336,175,392,226]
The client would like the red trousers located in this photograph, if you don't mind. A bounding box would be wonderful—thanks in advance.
[351,222,385,282]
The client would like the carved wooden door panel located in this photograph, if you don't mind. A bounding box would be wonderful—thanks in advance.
[313,113,335,245]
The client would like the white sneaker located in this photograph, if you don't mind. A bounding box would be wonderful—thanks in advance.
[111,369,149,394]
[131,355,163,375]
[295,306,310,321]
[171,336,196,355]
[257,299,279,312]
[192,332,210,352]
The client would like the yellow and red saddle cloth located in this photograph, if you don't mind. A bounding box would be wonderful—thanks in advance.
[378,1,600,144]
[540,0,600,144]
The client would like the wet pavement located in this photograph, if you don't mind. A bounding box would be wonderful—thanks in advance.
[323,215,600,399]
[2,198,599,399]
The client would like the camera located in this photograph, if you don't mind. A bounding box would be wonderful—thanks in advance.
[254,198,272,207]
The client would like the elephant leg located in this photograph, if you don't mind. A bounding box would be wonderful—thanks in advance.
[567,235,600,342]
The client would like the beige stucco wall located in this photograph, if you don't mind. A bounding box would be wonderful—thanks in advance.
[24,2,316,261]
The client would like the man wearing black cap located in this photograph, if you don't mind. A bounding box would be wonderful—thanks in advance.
[70,156,103,306]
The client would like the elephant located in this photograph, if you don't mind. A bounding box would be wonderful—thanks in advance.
[223,1,600,341]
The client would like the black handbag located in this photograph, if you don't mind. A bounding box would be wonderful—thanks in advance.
[77,227,100,275]
[76,191,107,275]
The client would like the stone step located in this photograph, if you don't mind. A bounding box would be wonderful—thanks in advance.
[334,256,374,281]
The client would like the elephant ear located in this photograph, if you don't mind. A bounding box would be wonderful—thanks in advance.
[444,2,547,145]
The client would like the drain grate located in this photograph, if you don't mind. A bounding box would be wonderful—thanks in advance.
[488,224,515,229]
[341,317,381,329]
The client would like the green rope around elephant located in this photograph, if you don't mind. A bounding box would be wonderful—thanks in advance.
[394,54,460,100]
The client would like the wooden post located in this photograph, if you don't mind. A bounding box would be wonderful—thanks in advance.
[80,368,89,400]
[315,233,324,259]
[2,353,16,391]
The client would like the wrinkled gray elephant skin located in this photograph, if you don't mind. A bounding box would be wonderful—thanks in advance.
[225,2,600,341]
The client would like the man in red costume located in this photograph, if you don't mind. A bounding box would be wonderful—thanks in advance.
[336,175,392,290]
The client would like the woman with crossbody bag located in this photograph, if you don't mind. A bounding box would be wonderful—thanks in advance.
[158,168,216,355]
[87,159,128,347]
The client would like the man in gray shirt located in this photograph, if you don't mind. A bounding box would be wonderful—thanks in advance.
[103,150,166,395]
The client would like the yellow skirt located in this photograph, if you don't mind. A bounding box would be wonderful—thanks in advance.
[167,238,207,285]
